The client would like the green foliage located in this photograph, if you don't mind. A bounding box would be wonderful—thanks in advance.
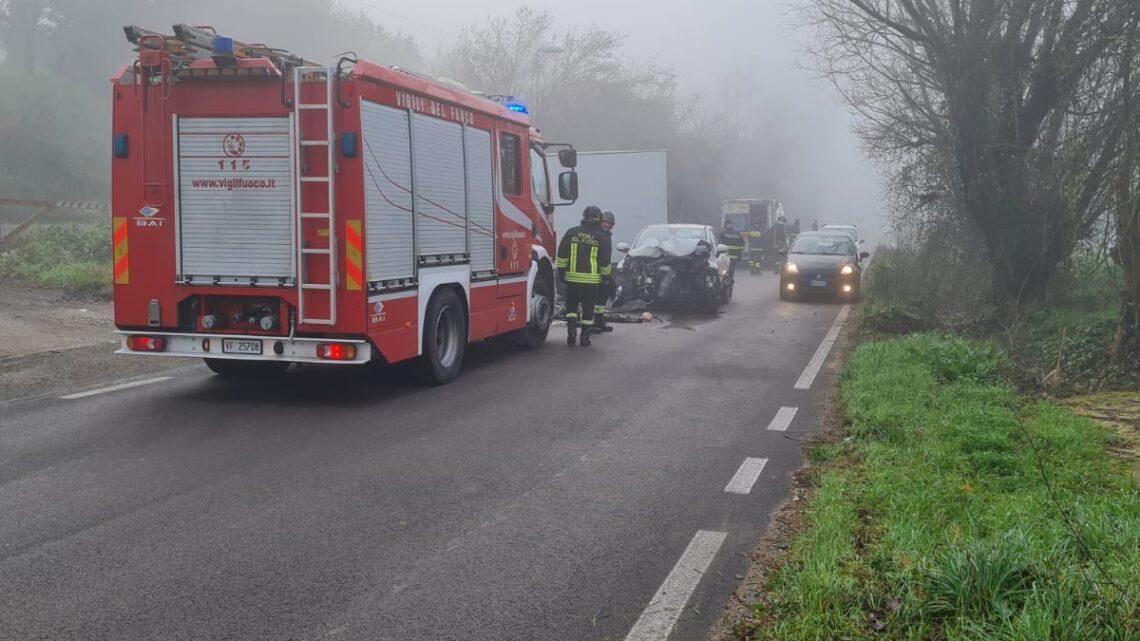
[1008,306,1134,395]
[923,533,1035,622]
[1045,251,1123,310]
[913,335,1007,385]
[748,336,1140,641]
[0,223,110,296]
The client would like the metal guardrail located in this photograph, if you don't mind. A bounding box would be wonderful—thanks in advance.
[0,197,108,251]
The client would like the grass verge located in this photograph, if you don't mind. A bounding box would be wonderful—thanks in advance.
[742,334,1140,640]
[0,223,110,297]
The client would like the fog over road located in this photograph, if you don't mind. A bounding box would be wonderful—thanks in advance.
[1,274,849,641]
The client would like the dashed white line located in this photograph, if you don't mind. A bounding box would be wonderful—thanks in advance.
[794,305,850,390]
[723,458,768,495]
[624,529,728,641]
[766,406,799,432]
[60,376,173,400]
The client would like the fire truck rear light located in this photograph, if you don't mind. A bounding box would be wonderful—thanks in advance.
[127,335,166,352]
[316,343,356,361]
[113,134,129,158]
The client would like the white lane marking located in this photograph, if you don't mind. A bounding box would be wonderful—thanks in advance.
[723,458,768,495]
[766,406,799,432]
[794,305,849,390]
[60,376,172,400]
[624,530,727,641]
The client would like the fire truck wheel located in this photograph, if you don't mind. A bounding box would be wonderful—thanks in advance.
[517,273,553,350]
[420,288,466,385]
[203,358,290,377]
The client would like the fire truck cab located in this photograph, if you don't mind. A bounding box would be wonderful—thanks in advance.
[111,25,579,384]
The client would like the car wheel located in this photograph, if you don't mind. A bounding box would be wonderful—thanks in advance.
[204,358,289,378]
[420,288,466,385]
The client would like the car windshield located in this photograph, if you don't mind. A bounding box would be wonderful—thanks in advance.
[631,225,706,255]
[790,235,854,256]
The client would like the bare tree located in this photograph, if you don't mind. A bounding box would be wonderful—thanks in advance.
[809,0,1140,307]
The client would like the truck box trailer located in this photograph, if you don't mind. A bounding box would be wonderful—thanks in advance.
[112,24,579,383]
[551,149,667,249]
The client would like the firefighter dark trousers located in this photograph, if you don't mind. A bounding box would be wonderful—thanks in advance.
[565,282,598,332]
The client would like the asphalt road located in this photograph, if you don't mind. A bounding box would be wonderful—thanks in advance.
[0,274,850,641]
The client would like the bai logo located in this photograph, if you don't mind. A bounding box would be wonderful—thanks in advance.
[222,133,246,158]
[507,301,518,323]
[134,204,163,228]
[369,300,388,325]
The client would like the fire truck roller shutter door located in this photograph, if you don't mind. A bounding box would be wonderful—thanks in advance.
[411,114,467,259]
[361,101,415,283]
[177,117,293,281]
[464,127,495,276]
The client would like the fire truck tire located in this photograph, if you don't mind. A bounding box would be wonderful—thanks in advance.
[203,358,290,377]
[516,273,553,350]
[420,288,466,385]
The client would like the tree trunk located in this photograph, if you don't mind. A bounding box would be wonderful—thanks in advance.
[1111,18,1140,373]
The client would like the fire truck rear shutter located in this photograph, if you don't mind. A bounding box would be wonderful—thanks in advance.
[176,117,293,283]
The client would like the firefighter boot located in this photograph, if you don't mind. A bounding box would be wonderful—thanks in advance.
[566,317,578,345]
[579,325,593,347]
[593,305,611,333]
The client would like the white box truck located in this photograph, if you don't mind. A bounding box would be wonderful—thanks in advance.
[551,149,668,249]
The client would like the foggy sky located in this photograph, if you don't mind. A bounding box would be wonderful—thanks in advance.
[346,0,885,239]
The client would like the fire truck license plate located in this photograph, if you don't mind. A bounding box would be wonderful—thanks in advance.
[222,339,262,355]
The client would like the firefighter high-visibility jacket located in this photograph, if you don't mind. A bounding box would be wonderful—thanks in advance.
[556,221,612,285]
[721,229,744,259]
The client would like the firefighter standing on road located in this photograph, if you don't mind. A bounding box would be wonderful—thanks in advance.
[556,206,612,346]
[594,210,617,333]
[721,221,744,277]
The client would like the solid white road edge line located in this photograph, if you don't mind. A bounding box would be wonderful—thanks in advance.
[794,305,850,390]
[766,406,799,432]
[623,529,728,641]
[724,458,769,495]
[60,376,173,400]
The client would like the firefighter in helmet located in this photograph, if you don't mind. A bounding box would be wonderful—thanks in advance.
[720,220,745,277]
[556,205,612,346]
[594,210,617,333]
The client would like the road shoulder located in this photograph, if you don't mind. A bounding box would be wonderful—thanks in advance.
[706,321,855,641]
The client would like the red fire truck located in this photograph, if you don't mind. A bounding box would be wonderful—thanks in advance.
[111,25,579,383]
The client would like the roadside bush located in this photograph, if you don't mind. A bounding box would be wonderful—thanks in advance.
[859,301,932,335]
[863,221,994,329]
[0,222,111,297]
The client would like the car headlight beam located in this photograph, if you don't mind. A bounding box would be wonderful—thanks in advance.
[785,262,798,274]
[840,264,855,275]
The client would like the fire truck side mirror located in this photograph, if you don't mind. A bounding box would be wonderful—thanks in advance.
[557,148,577,168]
[558,171,578,201]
